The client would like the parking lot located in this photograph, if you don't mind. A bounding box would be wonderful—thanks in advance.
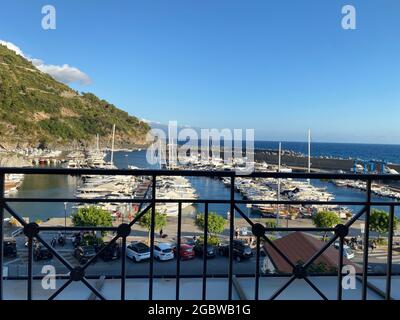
[4,230,400,279]
[3,231,261,278]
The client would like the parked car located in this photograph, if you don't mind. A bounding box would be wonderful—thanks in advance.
[193,243,216,259]
[219,240,253,262]
[334,243,355,259]
[173,243,195,260]
[181,236,196,246]
[97,242,121,262]
[154,243,174,261]
[33,244,53,261]
[126,241,150,262]
[74,246,97,264]
[3,237,17,258]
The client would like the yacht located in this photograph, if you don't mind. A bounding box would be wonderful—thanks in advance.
[155,176,198,216]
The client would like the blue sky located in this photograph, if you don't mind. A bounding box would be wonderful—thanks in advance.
[1,0,400,143]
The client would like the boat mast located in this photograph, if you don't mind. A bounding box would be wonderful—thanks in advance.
[308,129,311,183]
[276,142,281,226]
[208,132,211,163]
[110,124,116,166]
[96,134,100,153]
[168,124,172,169]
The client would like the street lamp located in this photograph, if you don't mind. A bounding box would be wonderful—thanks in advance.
[64,202,67,230]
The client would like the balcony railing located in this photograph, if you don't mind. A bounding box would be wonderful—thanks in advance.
[0,167,399,300]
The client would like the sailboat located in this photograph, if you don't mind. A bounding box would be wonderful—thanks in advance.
[308,130,311,170]
[85,125,118,169]
[103,124,118,169]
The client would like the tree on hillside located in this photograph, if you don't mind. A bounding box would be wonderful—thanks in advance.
[195,212,226,236]
[370,209,398,241]
[311,211,341,241]
[138,210,167,244]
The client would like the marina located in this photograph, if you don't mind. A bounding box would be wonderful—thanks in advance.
[3,125,400,223]
[330,179,400,199]
[4,148,400,223]
[68,129,199,218]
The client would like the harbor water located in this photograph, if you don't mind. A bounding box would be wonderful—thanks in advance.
[5,150,400,221]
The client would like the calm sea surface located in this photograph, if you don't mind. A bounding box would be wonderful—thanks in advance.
[254,141,400,164]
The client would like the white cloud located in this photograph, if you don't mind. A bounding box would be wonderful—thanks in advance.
[31,58,44,66]
[36,64,92,86]
[141,118,161,124]
[0,40,24,56]
[0,40,92,86]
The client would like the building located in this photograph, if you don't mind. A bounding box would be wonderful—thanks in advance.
[262,231,361,274]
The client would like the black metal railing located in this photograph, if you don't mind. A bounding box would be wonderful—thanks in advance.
[0,167,399,300]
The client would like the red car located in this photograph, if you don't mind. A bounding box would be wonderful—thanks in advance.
[173,244,195,260]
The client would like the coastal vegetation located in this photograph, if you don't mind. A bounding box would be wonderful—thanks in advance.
[195,212,226,236]
[72,206,113,241]
[264,220,278,239]
[196,235,220,246]
[295,260,337,274]
[138,210,167,244]
[0,44,150,148]
[195,212,226,245]
[311,211,341,241]
[72,206,113,228]
[369,209,398,243]
[264,220,277,229]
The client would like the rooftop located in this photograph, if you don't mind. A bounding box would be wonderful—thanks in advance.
[264,232,361,274]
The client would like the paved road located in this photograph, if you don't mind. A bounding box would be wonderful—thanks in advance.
[4,232,400,278]
[4,232,260,277]
[4,249,259,278]
[353,247,400,273]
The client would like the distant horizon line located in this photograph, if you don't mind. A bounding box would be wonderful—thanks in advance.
[170,138,400,147]
[254,140,400,146]
[147,122,399,146]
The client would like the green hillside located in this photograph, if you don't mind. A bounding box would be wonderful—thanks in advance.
[0,44,150,149]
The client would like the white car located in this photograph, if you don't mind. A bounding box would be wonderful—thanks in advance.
[342,245,355,259]
[154,243,174,261]
[126,241,150,262]
[334,243,355,260]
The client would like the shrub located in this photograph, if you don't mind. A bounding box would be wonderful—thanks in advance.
[197,235,220,246]
[195,212,226,235]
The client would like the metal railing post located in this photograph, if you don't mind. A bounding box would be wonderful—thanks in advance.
[386,205,395,300]
[27,236,33,300]
[337,236,344,300]
[0,172,4,300]
[149,175,156,300]
[228,175,235,300]
[255,236,260,300]
[202,202,209,300]
[176,202,182,300]
[121,236,127,300]
[362,179,372,300]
